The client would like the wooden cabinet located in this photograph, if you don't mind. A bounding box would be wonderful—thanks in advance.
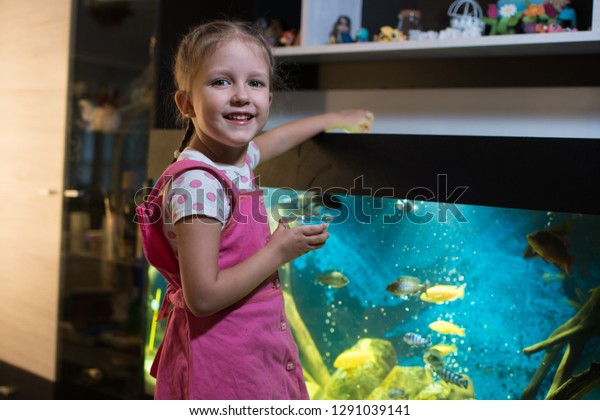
[56,0,157,399]
[0,0,71,386]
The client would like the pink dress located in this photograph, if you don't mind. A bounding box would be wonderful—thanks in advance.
[137,159,308,400]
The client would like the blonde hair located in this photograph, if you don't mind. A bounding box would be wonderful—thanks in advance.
[172,20,278,159]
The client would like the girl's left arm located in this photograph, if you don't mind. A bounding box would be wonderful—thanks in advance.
[254,109,374,164]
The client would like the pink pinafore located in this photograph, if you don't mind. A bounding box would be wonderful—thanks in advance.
[137,159,308,400]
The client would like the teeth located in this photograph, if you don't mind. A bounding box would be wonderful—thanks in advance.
[227,114,251,120]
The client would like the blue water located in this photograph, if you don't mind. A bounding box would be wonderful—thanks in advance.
[271,192,600,400]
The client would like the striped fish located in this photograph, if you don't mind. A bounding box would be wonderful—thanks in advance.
[436,367,469,388]
[403,332,432,347]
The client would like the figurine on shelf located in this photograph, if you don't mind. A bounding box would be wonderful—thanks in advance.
[397,9,422,39]
[257,17,283,47]
[329,15,354,43]
[279,30,297,47]
[557,4,577,29]
[447,0,485,36]
[529,0,578,32]
[355,27,369,43]
[375,26,405,42]
[483,0,576,35]
[482,2,522,35]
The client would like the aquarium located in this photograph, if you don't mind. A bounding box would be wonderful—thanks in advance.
[142,134,600,399]
[266,191,600,400]
[143,189,599,399]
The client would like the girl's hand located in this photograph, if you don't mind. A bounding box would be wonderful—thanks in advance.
[268,220,330,264]
[329,109,375,134]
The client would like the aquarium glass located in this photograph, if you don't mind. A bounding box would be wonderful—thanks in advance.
[143,187,600,400]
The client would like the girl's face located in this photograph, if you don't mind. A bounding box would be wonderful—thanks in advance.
[186,38,272,154]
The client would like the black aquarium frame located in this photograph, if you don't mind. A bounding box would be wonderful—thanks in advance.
[255,133,600,216]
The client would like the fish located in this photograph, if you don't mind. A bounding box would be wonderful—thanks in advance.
[429,320,465,336]
[317,270,349,288]
[526,229,576,275]
[403,332,432,347]
[387,389,407,399]
[423,349,444,371]
[429,343,458,357]
[436,367,469,388]
[333,349,374,369]
[420,284,466,304]
[386,276,429,298]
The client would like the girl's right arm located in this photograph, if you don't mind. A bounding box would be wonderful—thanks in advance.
[176,216,329,317]
[254,109,374,164]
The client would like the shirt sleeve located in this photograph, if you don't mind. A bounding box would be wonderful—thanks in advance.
[164,169,231,225]
[247,140,261,169]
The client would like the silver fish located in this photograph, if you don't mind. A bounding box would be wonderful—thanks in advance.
[317,270,349,288]
[387,389,407,399]
[386,276,428,298]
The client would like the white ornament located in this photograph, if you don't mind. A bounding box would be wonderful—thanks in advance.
[447,0,485,35]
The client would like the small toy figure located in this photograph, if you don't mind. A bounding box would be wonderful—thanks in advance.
[397,9,422,37]
[329,15,354,43]
[279,30,297,47]
[545,21,564,32]
[355,27,369,42]
[257,17,283,47]
[376,26,405,42]
[557,5,577,29]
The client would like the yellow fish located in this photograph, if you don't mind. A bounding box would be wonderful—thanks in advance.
[420,284,466,304]
[429,320,465,337]
[333,349,374,369]
[429,343,458,357]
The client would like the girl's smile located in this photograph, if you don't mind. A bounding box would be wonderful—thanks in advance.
[224,112,254,124]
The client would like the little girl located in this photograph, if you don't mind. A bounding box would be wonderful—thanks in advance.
[137,20,374,400]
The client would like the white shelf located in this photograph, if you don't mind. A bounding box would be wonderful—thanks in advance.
[273,31,600,62]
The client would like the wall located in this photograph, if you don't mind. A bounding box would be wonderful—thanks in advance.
[267,87,600,139]
[0,0,72,381]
